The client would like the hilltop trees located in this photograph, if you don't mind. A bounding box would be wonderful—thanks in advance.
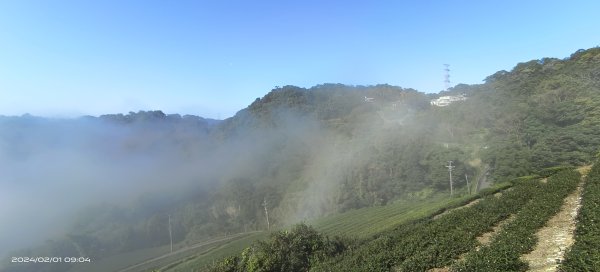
[5,47,600,272]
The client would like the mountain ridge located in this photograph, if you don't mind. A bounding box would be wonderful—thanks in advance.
[2,46,600,272]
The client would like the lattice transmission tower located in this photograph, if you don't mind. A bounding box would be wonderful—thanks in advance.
[444,64,451,91]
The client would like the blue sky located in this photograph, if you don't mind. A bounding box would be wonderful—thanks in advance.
[0,1,598,119]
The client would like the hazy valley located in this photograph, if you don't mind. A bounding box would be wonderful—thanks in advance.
[3,47,600,272]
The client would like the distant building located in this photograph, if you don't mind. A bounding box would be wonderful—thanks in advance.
[430,94,467,107]
[364,96,375,102]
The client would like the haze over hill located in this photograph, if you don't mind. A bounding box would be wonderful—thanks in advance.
[0,48,600,271]
[2,47,600,272]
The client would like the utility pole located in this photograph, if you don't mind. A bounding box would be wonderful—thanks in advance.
[465,174,470,195]
[446,161,455,196]
[262,197,270,231]
[168,214,173,253]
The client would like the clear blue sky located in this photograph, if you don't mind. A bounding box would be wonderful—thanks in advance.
[0,1,598,119]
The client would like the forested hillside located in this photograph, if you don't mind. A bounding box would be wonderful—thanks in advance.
[2,47,600,272]
[450,48,600,179]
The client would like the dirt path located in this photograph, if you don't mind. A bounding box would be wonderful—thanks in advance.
[576,165,592,176]
[520,172,586,271]
[428,166,591,272]
[432,185,507,221]
[476,214,516,247]
[432,198,481,220]
[427,214,517,272]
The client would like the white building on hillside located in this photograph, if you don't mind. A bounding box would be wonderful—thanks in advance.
[430,94,467,107]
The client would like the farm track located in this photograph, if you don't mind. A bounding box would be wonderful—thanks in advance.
[431,172,581,272]
[450,170,581,271]
[521,183,583,271]
[559,164,600,271]
[427,213,518,272]
[432,198,481,220]
[476,213,517,247]
[521,166,590,271]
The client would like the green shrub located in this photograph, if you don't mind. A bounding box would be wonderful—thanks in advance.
[209,224,345,272]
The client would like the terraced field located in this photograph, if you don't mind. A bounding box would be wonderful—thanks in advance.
[160,185,513,272]
[451,170,581,271]
[165,185,518,272]
[89,167,592,272]
[306,169,583,272]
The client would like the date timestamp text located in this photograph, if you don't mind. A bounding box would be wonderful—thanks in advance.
[11,256,92,263]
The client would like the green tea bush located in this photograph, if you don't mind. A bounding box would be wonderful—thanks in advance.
[559,162,600,271]
[452,170,580,271]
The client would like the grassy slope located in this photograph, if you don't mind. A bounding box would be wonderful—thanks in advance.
[66,183,510,272]
[163,185,512,272]
[66,233,262,272]
[312,194,470,238]
[54,195,467,272]
[160,233,269,272]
